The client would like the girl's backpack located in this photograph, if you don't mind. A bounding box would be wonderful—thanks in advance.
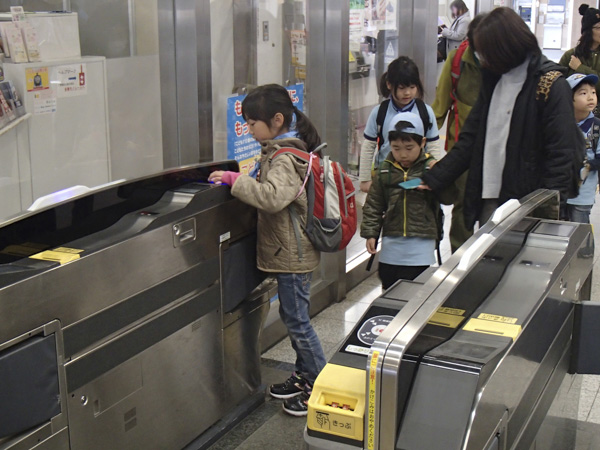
[271,144,357,253]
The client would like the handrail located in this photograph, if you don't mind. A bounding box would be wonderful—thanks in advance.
[365,189,559,450]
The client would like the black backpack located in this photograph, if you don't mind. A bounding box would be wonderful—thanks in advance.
[375,98,432,151]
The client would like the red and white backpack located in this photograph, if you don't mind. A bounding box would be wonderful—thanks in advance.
[271,144,357,253]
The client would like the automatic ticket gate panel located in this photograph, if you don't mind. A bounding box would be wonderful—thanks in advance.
[306,190,595,450]
[0,162,273,450]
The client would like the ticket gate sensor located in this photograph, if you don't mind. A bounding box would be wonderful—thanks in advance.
[305,190,596,450]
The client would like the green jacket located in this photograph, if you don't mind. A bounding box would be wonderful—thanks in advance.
[433,46,481,151]
[361,152,453,240]
[559,48,600,92]
[231,138,319,273]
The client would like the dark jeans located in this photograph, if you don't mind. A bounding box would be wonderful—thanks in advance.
[378,263,429,290]
[567,204,595,258]
[276,272,326,385]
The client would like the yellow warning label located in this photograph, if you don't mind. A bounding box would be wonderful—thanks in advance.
[349,50,356,62]
[464,318,522,341]
[428,312,465,329]
[30,247,84,265]
[478,313,518,324]
[368,351,379,450]
[438,307,466,316]
[1,242,48,257]
[52,247,84,254]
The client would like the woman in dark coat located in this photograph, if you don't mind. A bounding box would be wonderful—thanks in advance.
[422,7,584,229]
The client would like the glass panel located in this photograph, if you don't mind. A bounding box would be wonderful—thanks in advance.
[210,0,308,163]
[348,0,400,175]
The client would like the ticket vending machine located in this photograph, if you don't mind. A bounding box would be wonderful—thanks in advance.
[305,190,597,450]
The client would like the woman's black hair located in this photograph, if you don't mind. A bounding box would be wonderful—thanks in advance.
[474,7,541,74]
[241,84,322,151]
[575,29,596,60]
[380,56,425,99]
[467,13,487,52]
[388,121,425,145]
[450,0,469,17]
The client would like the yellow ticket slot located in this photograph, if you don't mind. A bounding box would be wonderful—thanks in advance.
[30,247,84,265]
[307,363,366,443]
[463,318,522,341]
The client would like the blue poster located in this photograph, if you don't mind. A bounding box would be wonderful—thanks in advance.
[227,84,304,175]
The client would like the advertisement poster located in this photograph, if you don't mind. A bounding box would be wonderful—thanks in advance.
[365,0,397,30]
[227,84,304,175]
[349,8,364,53]
[25,67,49,92]
[54,64,87,98]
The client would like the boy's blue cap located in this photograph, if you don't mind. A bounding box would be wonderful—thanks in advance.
[567,73,599,90]
[387,112,425,137]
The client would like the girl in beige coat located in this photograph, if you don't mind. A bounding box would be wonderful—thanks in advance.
[209,84,326,417]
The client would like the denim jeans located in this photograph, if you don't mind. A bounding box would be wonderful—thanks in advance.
[567,204,595,258]
[276,272,326,385]
[567,204,593,224]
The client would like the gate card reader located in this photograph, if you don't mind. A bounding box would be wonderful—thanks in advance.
[307,190,595,450]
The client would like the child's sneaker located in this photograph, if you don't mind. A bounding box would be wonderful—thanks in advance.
[282,385,311,417]
[269,372,305,399]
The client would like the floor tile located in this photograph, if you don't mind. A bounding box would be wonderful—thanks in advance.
[343,281,382,304]
[317,300,370,323]
[232,409,307,450]
[310,315,357,343]
[586,395,600,424]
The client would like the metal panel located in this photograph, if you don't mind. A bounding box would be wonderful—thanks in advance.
[158,0,179,168]
[412,0,438,104]
[174,0,200,165]
[195,0,213,163]
[233,0,257,87]
[67,308,225,450]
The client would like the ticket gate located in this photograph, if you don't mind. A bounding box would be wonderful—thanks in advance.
[305,190,597,450]
[0,162,275,450]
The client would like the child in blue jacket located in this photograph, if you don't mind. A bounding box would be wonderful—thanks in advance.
[566,73,600,257]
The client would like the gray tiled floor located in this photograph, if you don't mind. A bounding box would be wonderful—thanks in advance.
[211,195,600,449]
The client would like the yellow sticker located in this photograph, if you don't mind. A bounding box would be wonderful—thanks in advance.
[52,247,84,254]
[438,307,466,316]
[368,351,379,450]
[30,247,84,264]
[326,412,356,438]
[464,318,522,341]
[428,312,465,329]
[478,313,518,324]
[1,242,48,257]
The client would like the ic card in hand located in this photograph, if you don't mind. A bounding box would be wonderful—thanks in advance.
[398,178,422,190]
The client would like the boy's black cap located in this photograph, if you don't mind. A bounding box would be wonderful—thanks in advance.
[581,4,600,33]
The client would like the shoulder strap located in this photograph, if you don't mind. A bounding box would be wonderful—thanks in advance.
[415,98,432,132]
[451,41,469,92]
[376,99,391,150]
[592,118,600,152]
[271,146,311,163]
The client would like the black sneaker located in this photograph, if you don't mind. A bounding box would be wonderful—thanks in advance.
[283,390,310,417]
[269,372,305,399]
